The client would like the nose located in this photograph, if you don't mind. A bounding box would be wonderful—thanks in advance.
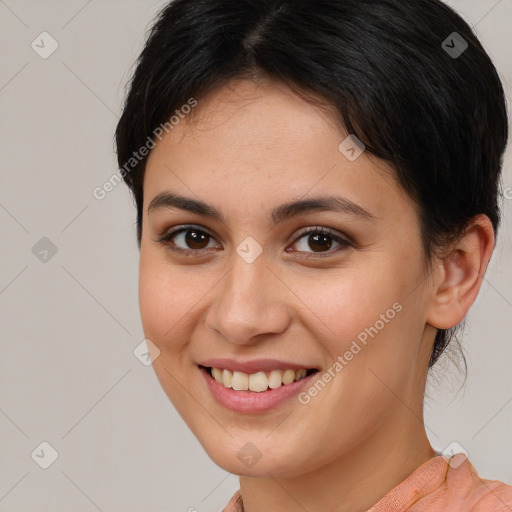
[205,253,292,346]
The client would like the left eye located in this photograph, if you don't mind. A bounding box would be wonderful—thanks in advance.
[289,227,350,256]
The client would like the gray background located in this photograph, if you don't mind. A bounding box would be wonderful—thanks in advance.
[0,1,511,511]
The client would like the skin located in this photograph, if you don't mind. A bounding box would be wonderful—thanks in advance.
[139,77,494,512]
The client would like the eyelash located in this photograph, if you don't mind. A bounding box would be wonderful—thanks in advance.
[155,225,351,258]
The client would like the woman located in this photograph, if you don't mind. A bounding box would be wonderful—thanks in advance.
[114,0,512,510]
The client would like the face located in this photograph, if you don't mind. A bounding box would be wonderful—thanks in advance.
[139,78,436,478]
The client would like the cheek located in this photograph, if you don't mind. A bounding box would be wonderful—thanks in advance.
[290,261,423,386]
[137,255,197,411]
[138,252,191,345]
[289,266,401,346]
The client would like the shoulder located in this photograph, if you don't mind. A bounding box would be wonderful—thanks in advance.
[370,454,512,512]
[463,472,512,511]
[221,489,242,512]
[439,454,512,511]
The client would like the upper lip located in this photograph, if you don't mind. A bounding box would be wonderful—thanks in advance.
[199,358,317,374]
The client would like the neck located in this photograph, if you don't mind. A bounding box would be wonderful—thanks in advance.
[238,412,437,512]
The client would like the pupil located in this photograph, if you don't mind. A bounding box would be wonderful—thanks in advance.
[186,230,208,249]
[309,233,332,252]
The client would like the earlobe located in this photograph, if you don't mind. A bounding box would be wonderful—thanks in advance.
[426,215,495,330]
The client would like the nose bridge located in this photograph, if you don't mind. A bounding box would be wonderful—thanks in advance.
[205,249,289,345]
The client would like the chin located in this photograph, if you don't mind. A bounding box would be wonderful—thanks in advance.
[200,437,310,478]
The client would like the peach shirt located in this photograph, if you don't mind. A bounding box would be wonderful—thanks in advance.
[222,454,512,511]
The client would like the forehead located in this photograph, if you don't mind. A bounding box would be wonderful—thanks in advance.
[143,78,410,223]
[158,78,343,161]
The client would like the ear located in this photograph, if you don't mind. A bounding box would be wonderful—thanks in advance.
[426,214,495,330]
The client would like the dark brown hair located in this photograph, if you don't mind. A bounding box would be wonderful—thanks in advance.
[114,0,508,368]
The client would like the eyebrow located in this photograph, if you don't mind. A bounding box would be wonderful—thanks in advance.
[147,191,376,225]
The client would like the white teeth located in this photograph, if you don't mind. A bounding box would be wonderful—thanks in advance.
[209,367,310,392]
[249,371,268,392]
[222,369,233,387]
[282,369,296,385]
[268,369,283,389]
[231,371,249,390]
[212,367,222,383]
[294,369,307,381]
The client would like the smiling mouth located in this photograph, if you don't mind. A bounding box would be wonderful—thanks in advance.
[199,365,319,393]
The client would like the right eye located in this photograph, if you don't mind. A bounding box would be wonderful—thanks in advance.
[156,225,220,254]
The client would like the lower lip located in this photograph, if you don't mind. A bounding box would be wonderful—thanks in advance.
[199,366,318,414]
